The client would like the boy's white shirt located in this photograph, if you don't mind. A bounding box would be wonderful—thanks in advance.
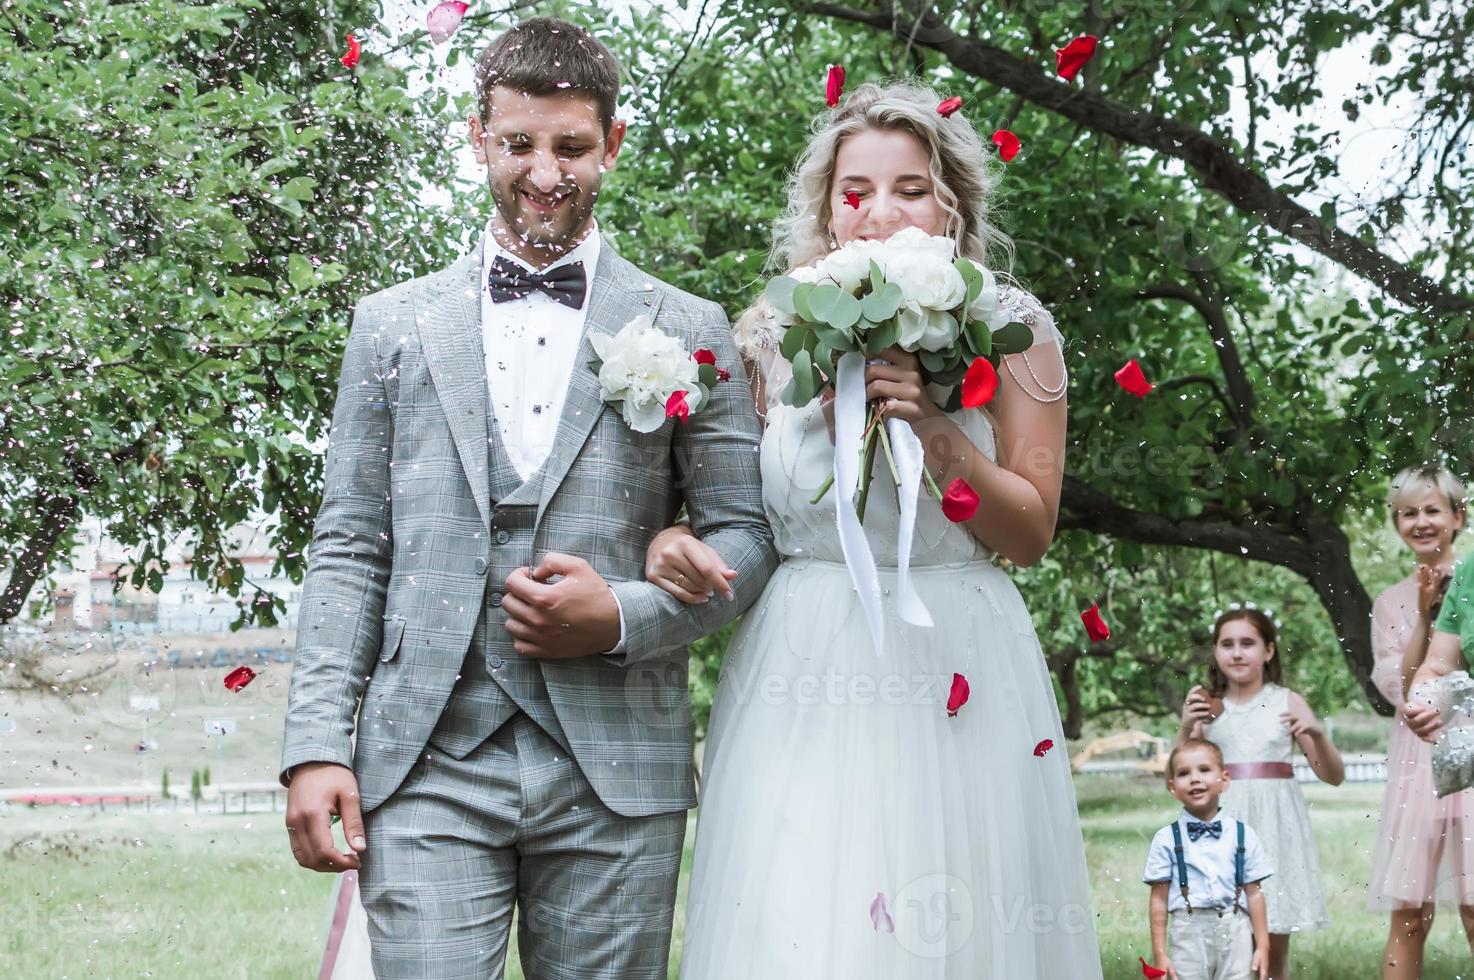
[1142,808,1274,914]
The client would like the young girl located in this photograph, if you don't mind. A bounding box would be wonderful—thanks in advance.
[1179,605,1344,979]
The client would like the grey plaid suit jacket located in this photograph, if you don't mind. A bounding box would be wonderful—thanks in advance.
[279,233,777,817]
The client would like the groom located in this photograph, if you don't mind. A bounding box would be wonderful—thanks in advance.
[279,16,776,979]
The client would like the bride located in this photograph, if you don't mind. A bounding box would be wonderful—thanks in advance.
[646,80,1102,977]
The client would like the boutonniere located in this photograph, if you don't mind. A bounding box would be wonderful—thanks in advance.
[588,315,731,433]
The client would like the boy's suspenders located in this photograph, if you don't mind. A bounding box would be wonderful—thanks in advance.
[1170,819,1247,915]
[1233,820,1246,914]
[1170,822,1193,914]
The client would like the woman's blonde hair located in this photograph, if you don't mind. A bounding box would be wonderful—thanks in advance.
[1387,464,1467,542]
[735,79,1015,353]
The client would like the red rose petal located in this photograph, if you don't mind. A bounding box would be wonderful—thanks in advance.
[992,129,1021,162]
[960,357,999,408]
[716,367,731,382]
[937,96,964,117]
[946,672,971,717]
[843,190,861,210]
[665,389,690,423]
[1055,35,1098,82]
[1114,358,1154,397]
[340,33,361,69]
[223,666,257,693]
[1080,603,1111,643]
[1033,738,1054,757]
[826,64,846,107]
[870,892,895,932]
[693,348,717,366]
[426,1,468,43]
[941,478,980,523]
[1140,957,1169,979]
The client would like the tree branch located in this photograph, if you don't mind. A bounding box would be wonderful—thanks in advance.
[1134,280,1258,428]
[805,0,1474,316]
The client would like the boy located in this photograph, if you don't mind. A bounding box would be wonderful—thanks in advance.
[1142,738,1272,980]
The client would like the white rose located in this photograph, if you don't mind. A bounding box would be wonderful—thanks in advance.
[590,316,700,432]
[896,302,960,352]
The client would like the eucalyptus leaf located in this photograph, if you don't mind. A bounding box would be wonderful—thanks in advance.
[765,275,799,316]
[992,321,1034,355]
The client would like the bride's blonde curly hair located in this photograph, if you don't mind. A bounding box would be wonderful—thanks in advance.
[735,79,1016,354]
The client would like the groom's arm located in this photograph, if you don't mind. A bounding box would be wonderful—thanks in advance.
[278,301,393,785]
[608,302,778,665]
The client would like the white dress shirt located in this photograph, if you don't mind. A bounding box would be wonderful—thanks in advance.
[480,220,626,653]
[480,221,602,481]
[1142,809,1273,913]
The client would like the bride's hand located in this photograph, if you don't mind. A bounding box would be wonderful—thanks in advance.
[865,346,944,425]
[645,524,737,605]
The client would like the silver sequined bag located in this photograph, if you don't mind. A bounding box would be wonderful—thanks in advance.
[1432,671,1474,798]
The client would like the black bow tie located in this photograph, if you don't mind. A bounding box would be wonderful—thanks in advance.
[1186,819,1222,842]
[486,254,587,309]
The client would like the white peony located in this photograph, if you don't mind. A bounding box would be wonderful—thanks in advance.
[896,302,960,352]
[885,250,967,312]
[865,227,966,312]
[817,238,886,293]
[590,316,703,433]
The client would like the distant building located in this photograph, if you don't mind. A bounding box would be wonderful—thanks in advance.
[39,518,301,634]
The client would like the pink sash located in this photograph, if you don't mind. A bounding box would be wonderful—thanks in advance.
[1225,761,1294,779]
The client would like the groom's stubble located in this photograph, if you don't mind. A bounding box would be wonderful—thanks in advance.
[470,86,626,269]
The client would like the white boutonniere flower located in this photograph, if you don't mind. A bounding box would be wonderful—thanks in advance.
[589,315,729,433]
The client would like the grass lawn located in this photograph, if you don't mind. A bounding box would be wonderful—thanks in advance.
[3,776,1471,978]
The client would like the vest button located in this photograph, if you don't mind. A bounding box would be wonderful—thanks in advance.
[495,530,511,545]
[490,591,503,607]
[488,655,505,670]
[473,557,488,575]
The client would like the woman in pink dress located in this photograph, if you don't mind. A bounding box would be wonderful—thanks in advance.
[1368,464,1474,978]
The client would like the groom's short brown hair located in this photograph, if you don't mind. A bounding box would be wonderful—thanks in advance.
[474,17,622,136]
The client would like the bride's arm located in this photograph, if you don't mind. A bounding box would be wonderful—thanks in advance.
[865,342,1065,567]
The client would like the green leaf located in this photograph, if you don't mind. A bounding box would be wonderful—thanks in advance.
[861,282,904,322]
[780,323,811,362]
[697,363,718,388]
[791,282,816,321]
[955,257,984,307]
[791,349,816,404]
[807,283,862,331]
[992,322,1033,355]
[281,176,318,202]
[863,317,899,354]
[764,276,799,316]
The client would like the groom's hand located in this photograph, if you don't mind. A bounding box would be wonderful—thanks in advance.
[503,553,621,658]
[285,762,366,873]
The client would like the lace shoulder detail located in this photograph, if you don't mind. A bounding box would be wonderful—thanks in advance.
[731,299,783,360]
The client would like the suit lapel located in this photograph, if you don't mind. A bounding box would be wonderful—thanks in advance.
[417,236,493,532]
[534,238,665,527]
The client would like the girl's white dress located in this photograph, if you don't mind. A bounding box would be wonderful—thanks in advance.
[1205,682,1332,934]
[679,289,1103,978]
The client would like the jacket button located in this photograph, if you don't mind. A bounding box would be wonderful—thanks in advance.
[495,530,511,545]
[488,655,505,670]
[490,592,503,607]
[473,557,488,575]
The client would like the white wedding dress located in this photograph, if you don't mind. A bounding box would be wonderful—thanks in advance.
[679,287,1102,978]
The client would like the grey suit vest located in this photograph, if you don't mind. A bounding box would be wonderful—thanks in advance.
[427,404,571,758]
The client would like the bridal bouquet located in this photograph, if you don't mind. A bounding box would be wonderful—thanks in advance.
[763,226,1033,520]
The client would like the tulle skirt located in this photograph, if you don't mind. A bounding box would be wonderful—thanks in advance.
[1367,718,1474,910]
[679,557,1103,979]
[1219,778,1331,933]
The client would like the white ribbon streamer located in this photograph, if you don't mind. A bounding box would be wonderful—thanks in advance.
[833,353,884,654]
[831,353,933,656]
[887,416,933,629]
